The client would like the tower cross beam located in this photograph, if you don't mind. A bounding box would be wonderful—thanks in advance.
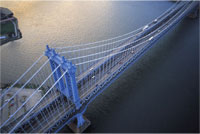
[45,45,89,132]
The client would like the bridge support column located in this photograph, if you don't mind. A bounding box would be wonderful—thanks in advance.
[45,45,91,132]
[68,64,82,109]
[77,114,85,127]
[68,114,91,133]
[67,63,91,133]
[63,72,72,98]
[49,59,60,89]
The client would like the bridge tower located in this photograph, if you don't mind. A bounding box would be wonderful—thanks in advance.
[45,45,90,132]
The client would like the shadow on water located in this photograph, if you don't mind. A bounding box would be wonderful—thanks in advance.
[60,17,199,133]
[1,1,198,133]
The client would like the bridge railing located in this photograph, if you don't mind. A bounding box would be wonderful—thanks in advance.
[1,0,197,132]
[0,55,46,98]
[54,0,181,53]
[0,61,76,132]
[0,56,56,131]
[74,0,194,98]
[8,69,74,133]
[55,0,183,78]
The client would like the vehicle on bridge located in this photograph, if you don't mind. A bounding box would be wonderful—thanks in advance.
[0,1,199,133]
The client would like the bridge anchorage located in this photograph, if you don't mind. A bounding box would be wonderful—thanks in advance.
[45,45,91,132]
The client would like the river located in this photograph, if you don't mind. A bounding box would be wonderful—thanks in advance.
[0,1,199,133]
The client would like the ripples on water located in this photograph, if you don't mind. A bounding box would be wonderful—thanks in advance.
[0,1,199,133]
[0,1,172,84]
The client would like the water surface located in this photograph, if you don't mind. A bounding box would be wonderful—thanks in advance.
[0,1,199,133]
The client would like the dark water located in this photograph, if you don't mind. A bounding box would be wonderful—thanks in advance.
[61,4,199,133]
[83,18,199,133]
[0,1,199,133]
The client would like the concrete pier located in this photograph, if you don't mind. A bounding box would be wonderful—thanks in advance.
[68,115,91,133]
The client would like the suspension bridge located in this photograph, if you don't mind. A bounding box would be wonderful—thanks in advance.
[0,1,198,133]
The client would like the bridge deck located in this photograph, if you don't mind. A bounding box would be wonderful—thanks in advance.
[1,1,198,133]
[35,2,195,132]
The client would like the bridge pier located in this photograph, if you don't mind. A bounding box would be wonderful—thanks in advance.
[68,114,91,133]
[45,45,91,132]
